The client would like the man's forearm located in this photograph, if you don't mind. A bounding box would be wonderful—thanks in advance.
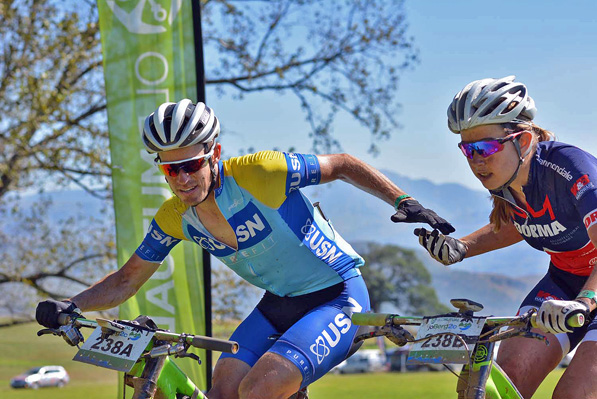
[320,153,406,206]
[69,271,139,311]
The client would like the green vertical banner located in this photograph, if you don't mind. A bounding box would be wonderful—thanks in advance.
[96,0,208,393]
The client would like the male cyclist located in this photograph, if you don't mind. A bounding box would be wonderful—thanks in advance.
[37,99,455,399]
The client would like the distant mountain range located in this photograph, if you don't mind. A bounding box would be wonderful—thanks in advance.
[7,170,550,316]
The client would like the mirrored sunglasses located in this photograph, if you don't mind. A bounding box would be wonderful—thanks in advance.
[155,149,214,177]
[457,131,526,160]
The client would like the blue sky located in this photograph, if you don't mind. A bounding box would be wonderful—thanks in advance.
[209,1,597,191]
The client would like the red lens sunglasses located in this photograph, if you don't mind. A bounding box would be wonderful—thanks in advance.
[458,131,527,160]
[155,148,214,177]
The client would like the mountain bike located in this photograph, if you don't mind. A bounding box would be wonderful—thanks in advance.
[351,298,585,399]
[37,313,239,399]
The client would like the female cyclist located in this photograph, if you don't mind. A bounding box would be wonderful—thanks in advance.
[415,76,597,399]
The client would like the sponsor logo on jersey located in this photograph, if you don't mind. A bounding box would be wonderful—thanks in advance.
[231,202,273,247]
[536,155,573,181]
[188,225,234,257]
[512,195,556,220]
[188,202,273,256]
[585,209,597,229]
[571,174,595,200]
[148,221,181,247]
[511,194,568,238]
[535,290,560,302]
[228,198,243,211]
[513,220,567,238]
[310,297,362,364]
[302,218,344,265]
[286,153,302,193]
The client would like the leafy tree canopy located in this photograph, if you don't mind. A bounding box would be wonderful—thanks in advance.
[358,242,450,314]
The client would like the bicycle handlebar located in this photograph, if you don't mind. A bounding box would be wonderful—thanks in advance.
[155,331,239,354]
[55,313,239,353]
[352,311,585,329]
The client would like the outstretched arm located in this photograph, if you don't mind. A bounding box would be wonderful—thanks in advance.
[317,153,406,206]
[69,254,160,311]
[459,222,524,257]
[36,254,160,328]
[317,153,454,234]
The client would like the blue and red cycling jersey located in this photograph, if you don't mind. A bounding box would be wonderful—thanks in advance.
[492,141,597,276]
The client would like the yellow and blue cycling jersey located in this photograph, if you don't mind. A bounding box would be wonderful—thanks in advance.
[136,151,364,296]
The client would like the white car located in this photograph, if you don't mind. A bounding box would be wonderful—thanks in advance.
[10,365,70,389]
[332,349,387,374]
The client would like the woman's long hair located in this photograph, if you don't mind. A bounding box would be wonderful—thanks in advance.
[490,123,556,232]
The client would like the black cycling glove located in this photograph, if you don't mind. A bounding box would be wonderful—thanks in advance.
[391,199,455,235]
[414,227,467,266]
[36,299,78,329]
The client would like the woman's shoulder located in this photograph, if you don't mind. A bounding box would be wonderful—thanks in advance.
[536,140,595,161]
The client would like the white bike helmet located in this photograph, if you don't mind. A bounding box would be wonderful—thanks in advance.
[447,76,536,133]
[142,99,220,153]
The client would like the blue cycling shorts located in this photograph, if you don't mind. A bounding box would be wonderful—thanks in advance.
[519,263,597,353]
[219,275,370,388]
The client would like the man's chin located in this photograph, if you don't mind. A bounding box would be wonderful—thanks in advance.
[176,193,207,207]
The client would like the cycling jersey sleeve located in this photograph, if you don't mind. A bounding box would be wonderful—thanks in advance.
[223,151,321,208]
[135,196,188,263]
[554,146,597,230]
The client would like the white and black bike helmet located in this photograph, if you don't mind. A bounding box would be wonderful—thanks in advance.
[447,75,536,133]
[142,99,220,154]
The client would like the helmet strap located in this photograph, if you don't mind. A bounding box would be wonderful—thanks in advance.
[489,138,525,194]
[194,142,218,205]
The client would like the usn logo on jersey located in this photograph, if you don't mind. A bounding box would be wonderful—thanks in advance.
[188,201,273,256]
[512,195,567,238]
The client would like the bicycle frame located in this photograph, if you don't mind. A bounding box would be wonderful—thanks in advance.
[126,340,203,399]
[456,321,521,399]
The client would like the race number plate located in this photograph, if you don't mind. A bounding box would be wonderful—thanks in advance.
[407,316,486,365]
[73,324,154,372]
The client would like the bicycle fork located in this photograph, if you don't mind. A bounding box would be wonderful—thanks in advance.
[457,326,497,399]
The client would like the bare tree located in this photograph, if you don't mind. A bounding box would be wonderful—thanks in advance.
[203,0,417,154]
[0,196,116,325]
[0,0,108,199]
[1,0,417,199]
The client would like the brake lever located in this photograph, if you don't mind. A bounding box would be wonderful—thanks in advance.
[353,331,378,343]
[37,328,60,337]
[486,328,549,346]
[176,352,202,365]
[521,331,549,345]
[37,324,85,347]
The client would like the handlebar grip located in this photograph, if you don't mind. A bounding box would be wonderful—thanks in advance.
[567,313,585,328]
[352,313,388,326]
[190,336,239,354]
[58,313,73,326]
[530,312,586,329]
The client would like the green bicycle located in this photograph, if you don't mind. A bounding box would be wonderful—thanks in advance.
[38,313,238,399]
[352,298,585,399]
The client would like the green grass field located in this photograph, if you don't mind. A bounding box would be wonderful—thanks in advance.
[0,322,564,398]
